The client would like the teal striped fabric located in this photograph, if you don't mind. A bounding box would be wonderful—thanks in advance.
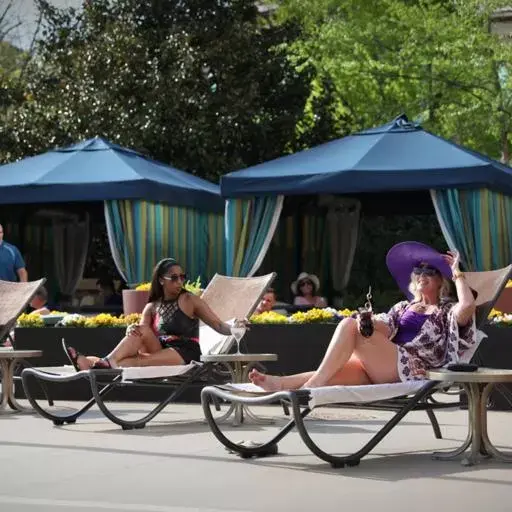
[105,200,225,285]
[432,188,512,270]
[225,196,283,276]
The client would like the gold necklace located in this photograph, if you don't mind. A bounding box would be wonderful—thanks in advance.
[415,303,427,313]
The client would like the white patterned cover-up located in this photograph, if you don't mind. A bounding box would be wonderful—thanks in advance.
[376,300,476,381]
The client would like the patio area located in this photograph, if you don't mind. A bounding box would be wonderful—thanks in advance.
[0,400,510,512]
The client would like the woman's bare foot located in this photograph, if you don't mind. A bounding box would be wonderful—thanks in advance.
[301,377,324,389]
[248,369,283,391]
[64,345,93,371]
[76,354,93,371]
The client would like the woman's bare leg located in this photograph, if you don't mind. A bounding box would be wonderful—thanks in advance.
[104,326,162,365]
[72,327,163,370]
[249,356,370,391]
[303,317,361,387]
[117,348,184,367]
[305,318,398,386]
[249,317,397,390]
[352,329,399,384]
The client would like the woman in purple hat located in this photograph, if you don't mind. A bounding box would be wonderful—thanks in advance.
[249,242,477,390]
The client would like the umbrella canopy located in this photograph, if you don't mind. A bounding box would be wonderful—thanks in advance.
[220,114,512,198]
[0,137,223,212]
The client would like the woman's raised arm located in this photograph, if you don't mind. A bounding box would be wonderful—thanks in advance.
[190,295,233,335]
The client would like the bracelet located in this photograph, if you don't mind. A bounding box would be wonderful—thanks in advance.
[452,270,465,281]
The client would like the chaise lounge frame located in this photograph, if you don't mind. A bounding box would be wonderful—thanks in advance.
[201,266,512,467]
[0,278,54,409]
[21,272,276,429]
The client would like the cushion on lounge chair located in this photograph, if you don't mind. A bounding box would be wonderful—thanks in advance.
[307,381,428,408]
[218,381,428,408]
[121,363,199,381]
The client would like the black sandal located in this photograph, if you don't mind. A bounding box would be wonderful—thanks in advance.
[91,358,112,370]
[61,339,83,372]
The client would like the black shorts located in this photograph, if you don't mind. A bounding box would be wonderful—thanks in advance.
[159,336,201,364]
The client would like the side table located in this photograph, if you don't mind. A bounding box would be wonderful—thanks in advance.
[427,367,512,466]
[0,349,43,412]
[200,353,277,425]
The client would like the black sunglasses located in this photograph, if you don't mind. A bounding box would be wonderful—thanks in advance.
[299,280,313,287]
[162,273,187,282]
[412,266,440,277]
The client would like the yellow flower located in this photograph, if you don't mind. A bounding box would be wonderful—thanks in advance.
[338,308,357,317]
[290,308,335,324]
[16,312,44,327]
[184,277,202,296]
[120,313,142,325]
[85,313,123,327]
[250,311,288,324]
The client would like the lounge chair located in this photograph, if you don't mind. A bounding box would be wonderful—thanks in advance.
[21,272,276,429]
[200,266,512,467]
[0,278,51,408]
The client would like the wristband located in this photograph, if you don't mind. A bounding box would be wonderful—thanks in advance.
[452,270,465,281]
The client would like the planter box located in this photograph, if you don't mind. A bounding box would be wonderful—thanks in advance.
[493,287,512,314]
[242,323,337,375]
[14,327,126,366]
[122,289,149,315]
[17,323,511,409]
[477,324,512,410]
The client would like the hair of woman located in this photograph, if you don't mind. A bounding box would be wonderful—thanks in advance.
[148,258,179,303]
[297,278,317,296]
[408,272,454,303]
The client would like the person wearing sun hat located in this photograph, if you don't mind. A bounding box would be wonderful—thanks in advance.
[249,241,477,391]
[291,272,327,308]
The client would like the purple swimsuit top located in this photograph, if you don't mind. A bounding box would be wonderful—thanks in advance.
[393,309,430,345]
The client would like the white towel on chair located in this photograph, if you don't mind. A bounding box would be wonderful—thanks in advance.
[307,381,427,408]
[222,380,428,408]
[121,363,199,381]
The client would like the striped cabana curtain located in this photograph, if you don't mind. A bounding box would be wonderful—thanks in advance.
[104,200,225,286]
[431,188,512,270]
[225,196,284,276]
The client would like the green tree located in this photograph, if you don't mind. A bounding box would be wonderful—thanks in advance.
[0,0,337,179]
[278,0,512,161]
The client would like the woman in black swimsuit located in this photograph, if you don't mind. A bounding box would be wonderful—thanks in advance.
[64,258,234,370]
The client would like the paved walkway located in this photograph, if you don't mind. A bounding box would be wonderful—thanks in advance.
[0,399,511,511]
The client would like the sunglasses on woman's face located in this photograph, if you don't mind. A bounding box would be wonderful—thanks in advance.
[162,273,187,282]
[299,280,313,287]
[412,266,439,277]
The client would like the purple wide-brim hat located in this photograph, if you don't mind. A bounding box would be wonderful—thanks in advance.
[386,241,452,299]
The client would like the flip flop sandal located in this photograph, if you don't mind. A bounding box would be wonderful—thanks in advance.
[91,358,112,370]
[61,338,82,372]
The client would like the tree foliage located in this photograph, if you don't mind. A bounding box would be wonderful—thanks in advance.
[0,0,337,179]
[278,0,512,161]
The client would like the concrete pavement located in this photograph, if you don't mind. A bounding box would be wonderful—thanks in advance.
[0,400,511,512]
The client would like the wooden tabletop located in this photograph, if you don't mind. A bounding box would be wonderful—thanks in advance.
[0,349,42,360]
[428,367,512,383]
[201,353,277,363]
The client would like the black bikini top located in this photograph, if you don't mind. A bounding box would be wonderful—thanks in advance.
[151,293,199,339]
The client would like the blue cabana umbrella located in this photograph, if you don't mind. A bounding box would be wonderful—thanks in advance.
[0,137,223,212]
[221,114,512,198]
